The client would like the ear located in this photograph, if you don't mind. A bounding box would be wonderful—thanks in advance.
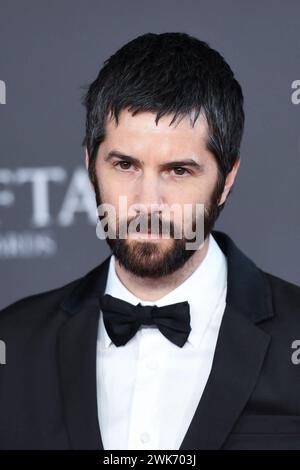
[84,147,95,192]
[84,146,89,171]
[218,158,241,206]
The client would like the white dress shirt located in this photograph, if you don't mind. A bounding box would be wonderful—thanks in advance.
[96,232,228,450]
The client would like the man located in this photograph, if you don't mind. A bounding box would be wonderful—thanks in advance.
[1,32,300,451]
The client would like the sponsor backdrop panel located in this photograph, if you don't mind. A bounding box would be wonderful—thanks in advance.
[0,0,299,308]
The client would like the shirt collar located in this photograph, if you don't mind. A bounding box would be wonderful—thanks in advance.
[99,232,227,350]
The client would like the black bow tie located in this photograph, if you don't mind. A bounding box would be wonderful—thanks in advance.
[99,294,191,348]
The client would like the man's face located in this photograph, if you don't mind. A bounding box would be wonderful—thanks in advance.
[87,108,226,278]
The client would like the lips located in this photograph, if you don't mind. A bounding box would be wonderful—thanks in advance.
[128,230,163,240]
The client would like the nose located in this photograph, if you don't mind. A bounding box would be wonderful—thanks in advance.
[134,172,164,213]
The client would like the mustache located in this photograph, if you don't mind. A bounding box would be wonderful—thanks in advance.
[123,214,176,236]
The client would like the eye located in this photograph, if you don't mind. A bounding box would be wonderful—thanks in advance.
[171,167,191,176]
[114,161,134,171]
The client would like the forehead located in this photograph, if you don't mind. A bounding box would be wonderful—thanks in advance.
[103,108,209,155]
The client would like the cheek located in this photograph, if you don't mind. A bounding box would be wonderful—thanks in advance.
[103,171,134,198]
[97,181,134,220]
[94,167,122,202]
[166,178,217,226]
[168,180,212,206]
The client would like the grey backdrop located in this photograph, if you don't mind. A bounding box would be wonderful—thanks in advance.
[0,0,299,310]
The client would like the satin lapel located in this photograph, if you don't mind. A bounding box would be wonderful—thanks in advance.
[179,303,271,449]
[57,256,111,450]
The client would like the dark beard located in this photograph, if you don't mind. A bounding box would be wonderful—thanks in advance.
[92,175,222,279]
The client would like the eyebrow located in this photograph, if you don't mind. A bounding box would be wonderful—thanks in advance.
[104,150,205,172]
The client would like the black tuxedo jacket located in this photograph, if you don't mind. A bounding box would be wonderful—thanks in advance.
[1,230,300,450]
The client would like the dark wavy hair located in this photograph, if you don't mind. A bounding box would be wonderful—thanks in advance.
[82,32,244,216]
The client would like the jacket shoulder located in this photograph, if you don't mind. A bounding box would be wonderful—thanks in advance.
[262,270,300,296]
[261,269,300,317]
[0,274,83,326]
[0,258,109,331]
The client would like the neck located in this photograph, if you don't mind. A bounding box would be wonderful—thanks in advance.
[114,235,210,302]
